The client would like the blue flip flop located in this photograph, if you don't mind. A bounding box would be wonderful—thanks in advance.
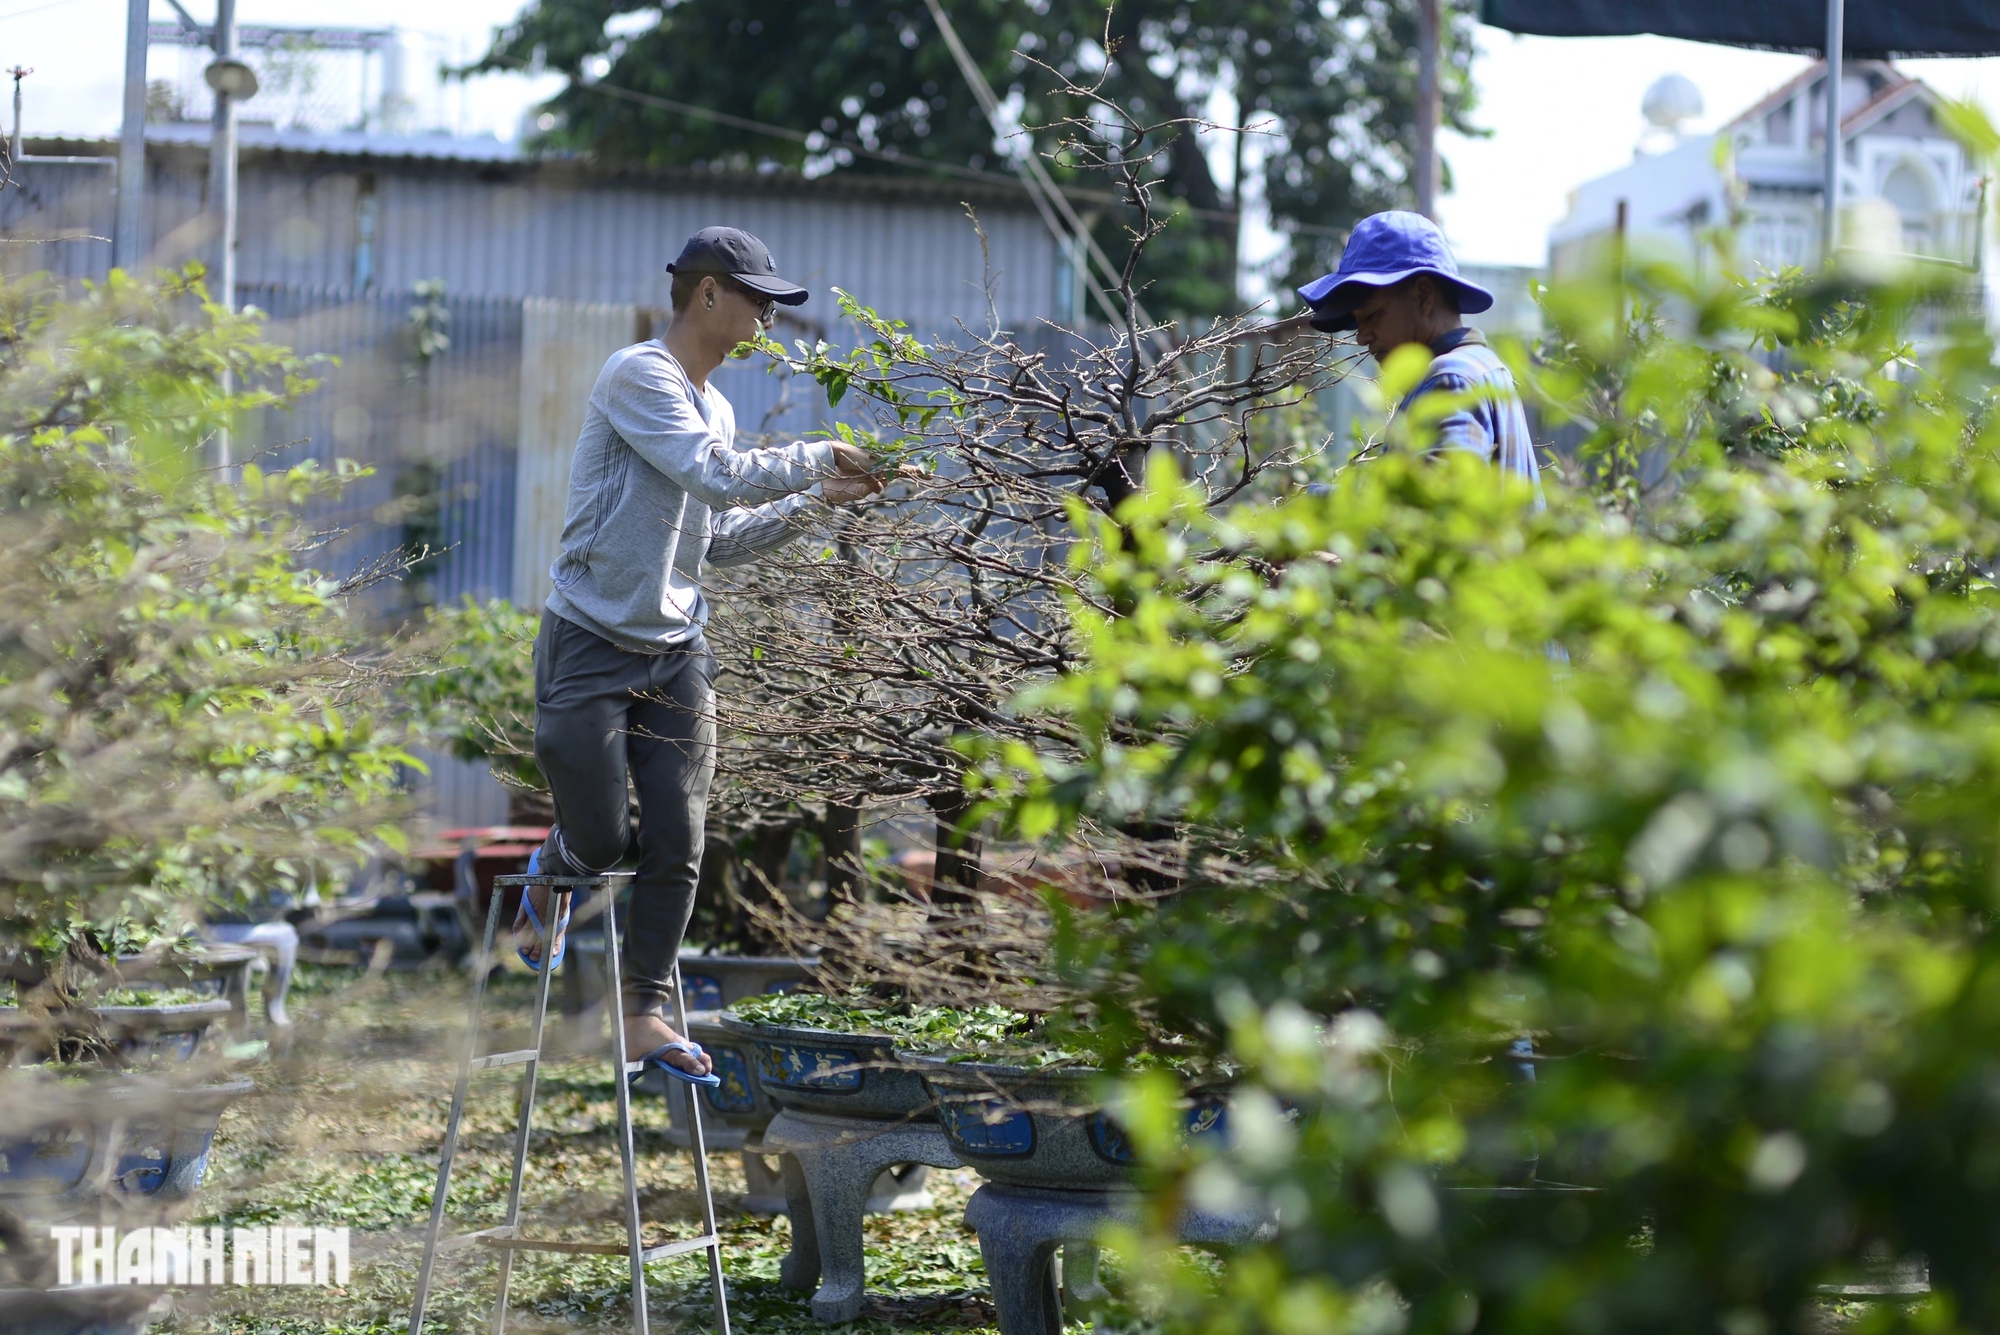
[631,1041,722,1089]
[514,849,571,973]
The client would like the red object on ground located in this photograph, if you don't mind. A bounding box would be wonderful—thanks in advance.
[410,826,552,924]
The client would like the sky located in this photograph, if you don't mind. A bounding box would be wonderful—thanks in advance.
[0,0,559,143]
[1438,29,2000,267]
[4,2,2000,274]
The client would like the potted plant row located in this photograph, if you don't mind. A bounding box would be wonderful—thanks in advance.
[718,989,1232,1190]
[0,937,261,1048]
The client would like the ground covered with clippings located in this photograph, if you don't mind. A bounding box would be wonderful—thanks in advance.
[151,962,1014,1334]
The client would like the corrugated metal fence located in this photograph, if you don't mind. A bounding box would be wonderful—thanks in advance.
[242,283,529,826]
[245,282,524,609]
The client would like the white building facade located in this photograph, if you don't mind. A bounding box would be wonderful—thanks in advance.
[1550,61,1983,280]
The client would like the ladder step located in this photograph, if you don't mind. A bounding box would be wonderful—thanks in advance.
[440,1225,516,1251]
[477,1233,721,1261]
[640,1236,724,1263]
[470,1048,539,1072]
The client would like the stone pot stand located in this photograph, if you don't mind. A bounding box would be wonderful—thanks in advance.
[910,1053,1270,1335]
[717,1015,961,1323]
[964,1184,1275,1335]
[761,1110,964,1322]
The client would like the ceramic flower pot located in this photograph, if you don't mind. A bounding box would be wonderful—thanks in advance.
[654,1011,779,1146]
[119,943,261,1032]
[0,943,260,1035]
[674,955,817,1010]
[0,1074,254,1215]
[716,1014,935,1121]
[0,1000,232,1067]
[566,945,815,1013]
[906,1054,1229,1189]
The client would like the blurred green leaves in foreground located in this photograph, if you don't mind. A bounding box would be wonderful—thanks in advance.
[973,167,2000,1335]
[0,267,414,976]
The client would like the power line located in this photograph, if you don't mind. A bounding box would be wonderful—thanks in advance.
[0,0,83,23]
[480,49,1238,225]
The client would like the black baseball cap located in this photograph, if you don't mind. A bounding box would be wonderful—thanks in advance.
[665,226,809,305]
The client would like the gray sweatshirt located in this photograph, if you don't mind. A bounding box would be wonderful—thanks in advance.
[545,340,836,653]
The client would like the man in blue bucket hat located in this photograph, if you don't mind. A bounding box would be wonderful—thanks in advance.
[1298,211,1538,482]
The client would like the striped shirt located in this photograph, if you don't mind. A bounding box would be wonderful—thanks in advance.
[1401,326,1540,484]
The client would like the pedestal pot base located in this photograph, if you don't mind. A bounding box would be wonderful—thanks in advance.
[964,1182,1276,1335]
[760,1109,963,1322]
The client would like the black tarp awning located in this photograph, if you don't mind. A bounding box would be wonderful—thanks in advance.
[1478,0,2000,59]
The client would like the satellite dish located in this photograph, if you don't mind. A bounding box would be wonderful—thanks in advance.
[1642,74,1703,131]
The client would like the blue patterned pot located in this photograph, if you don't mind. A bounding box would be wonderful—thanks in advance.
[568,946,815,1013]
[675,954,816,1011]
[716,1015,935,1120]
[0,1075,254,1216]
[655,1012,777,1142]
[907,1054,1229,1189]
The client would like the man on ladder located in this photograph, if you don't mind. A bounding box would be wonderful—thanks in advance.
[410,229,884,1335]
[517,226,882,1076]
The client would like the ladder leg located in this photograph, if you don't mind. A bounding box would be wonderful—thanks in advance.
[604,896,651,1335]
[671,959,732,1335]
[410,879,506,1335]
[490,886,566,1335]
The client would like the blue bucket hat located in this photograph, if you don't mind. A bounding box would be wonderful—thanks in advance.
[1296,211,1493,332]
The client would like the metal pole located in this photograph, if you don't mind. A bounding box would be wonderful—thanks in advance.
[1821,0,1844,263]
[1416,0,1440,220]
[208,0,237,472]
[208,0,237,307]
[115,0,147,269]
[11,68,26,164]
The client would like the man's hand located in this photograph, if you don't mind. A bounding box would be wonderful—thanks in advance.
[823,442,885,505]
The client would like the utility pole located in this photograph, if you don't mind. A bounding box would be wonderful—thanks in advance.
[206,0,241,310]
[202,0,258,473]
[116,0,146,268]
[1415,0,1440,220]
[9,67,31,164]
[1820,0,1845,262]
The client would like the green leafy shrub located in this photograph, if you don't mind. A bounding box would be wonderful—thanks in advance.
[0,268,414,996]
[407,596,543,792]
[971,232,2000,1331]
[729,988,1048,1053]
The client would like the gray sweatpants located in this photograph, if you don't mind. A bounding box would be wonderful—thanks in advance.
[531,609,716,1016]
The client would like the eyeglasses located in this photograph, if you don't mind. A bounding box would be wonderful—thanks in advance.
[727,279,777,325]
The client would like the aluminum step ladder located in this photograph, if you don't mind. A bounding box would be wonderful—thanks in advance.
[408,872,731,1335]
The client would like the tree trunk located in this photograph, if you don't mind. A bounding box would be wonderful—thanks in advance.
[823,803,865,903]
[18,937,113,1064]
[928,787,982,906]
[696,817,802,951]
[745,817,806,922]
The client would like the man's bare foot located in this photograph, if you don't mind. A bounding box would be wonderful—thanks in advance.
[512,886,567,967]
[625,1012,714,1077]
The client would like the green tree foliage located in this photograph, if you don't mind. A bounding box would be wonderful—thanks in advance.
[471,0,1479,315]
[0,269,414,973]
[973,235,2000,1326]
[408,596,542,793]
